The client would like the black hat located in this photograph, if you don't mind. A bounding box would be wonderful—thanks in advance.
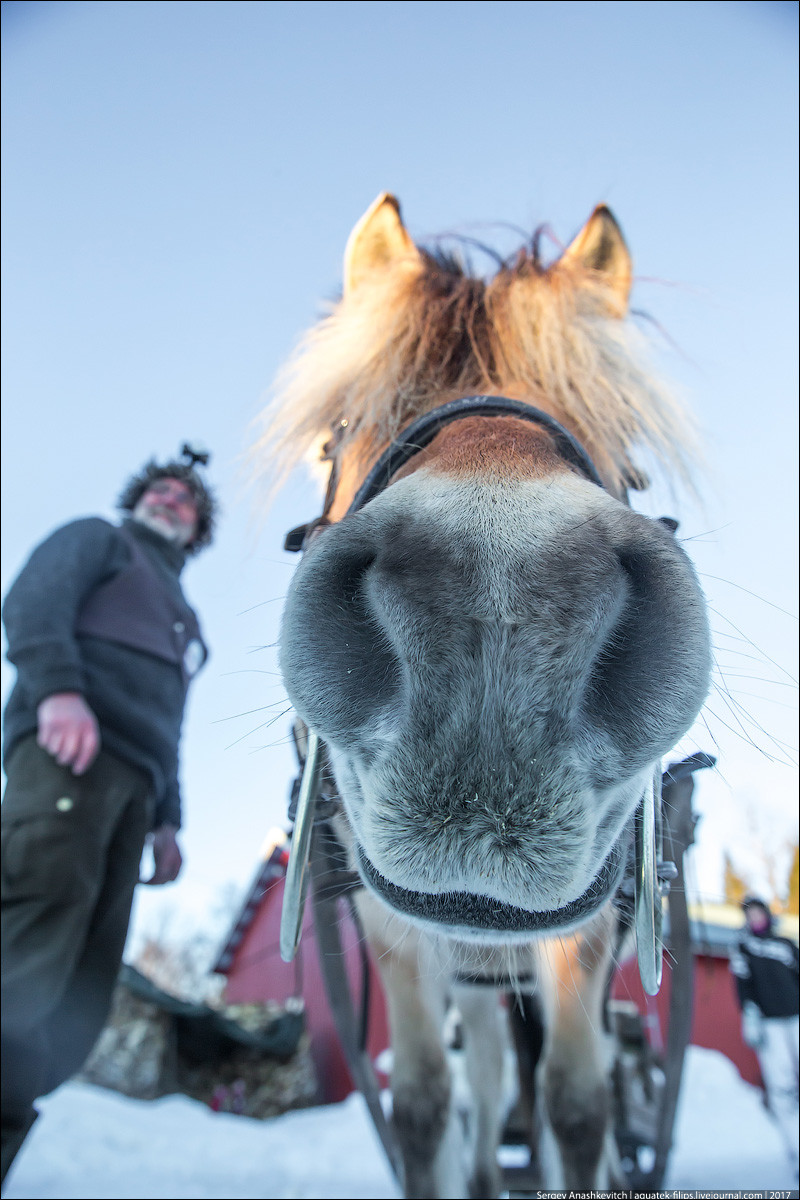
[118,443,218,554]
[741,895,774,930]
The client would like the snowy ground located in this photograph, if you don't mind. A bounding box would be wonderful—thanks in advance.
[4,1047,798,1198]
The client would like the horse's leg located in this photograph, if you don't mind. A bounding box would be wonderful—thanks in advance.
[451,984,507,1200]
[538,904,617,1189]
[360,905,464,1199]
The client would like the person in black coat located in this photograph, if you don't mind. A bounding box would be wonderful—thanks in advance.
[730,895,799,1173]
[1,447,216,1186]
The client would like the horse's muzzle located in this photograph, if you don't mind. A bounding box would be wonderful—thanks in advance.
[353,826,630,941]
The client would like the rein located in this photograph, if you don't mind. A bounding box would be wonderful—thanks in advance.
[278,396,667,995]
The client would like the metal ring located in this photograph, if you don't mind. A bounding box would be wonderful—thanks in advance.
[635,767,664,996]
[280,730,323,962]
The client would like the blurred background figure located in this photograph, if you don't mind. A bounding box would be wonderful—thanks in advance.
[1,446,216,1185]
[730,895,800,1177]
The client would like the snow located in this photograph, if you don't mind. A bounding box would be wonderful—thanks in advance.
[4,1047,797,1198]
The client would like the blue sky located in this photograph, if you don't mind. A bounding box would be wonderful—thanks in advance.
[2,1,797,941]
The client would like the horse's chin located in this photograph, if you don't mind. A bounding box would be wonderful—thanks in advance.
[354,829,630,943]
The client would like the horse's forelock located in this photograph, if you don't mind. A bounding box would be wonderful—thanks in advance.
[253,231,699,502]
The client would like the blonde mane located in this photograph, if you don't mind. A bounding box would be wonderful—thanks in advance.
[254,233,699,502]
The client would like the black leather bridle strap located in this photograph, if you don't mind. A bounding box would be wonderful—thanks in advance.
[284,395,607,551]
[348,394,606,513]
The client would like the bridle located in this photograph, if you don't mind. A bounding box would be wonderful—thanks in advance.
[284,394,607,554]
[350,394,606,507]
[279,395,673,995]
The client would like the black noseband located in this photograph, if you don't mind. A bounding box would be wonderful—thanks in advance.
[348,394,606,512]
[284,395,607,551]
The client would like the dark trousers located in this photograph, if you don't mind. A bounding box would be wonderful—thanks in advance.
[1,736,153,1177]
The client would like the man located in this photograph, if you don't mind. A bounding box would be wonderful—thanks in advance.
[730,895,800,1174]
[1,447,216,1184]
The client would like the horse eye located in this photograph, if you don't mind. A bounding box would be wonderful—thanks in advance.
[658,516,679,534]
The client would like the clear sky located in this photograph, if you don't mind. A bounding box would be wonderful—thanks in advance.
[2,1,798,946]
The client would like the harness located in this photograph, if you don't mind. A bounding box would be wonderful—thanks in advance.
[276,395,715,1190]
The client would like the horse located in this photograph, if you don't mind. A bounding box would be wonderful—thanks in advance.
[255,193,712,1196]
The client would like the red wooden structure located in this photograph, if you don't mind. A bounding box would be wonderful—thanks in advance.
[215,844,795,1102]
[214,841,389,1103]
[611,942,762,1087]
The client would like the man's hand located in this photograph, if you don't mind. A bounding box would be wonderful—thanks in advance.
[141,824,183,885]
[742,1000,765,1049]
[37,692,100,775]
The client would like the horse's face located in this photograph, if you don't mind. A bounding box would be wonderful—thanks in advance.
[280,414,711,942]
[272,194,711,943]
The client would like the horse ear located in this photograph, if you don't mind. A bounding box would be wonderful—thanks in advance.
[560,205,632,316]
[344,193,420,295]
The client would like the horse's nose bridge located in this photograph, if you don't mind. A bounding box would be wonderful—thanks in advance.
[361,500,633,684]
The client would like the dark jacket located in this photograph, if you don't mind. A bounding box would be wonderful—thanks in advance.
[2,517,208,828]
[730,928,800,1020]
